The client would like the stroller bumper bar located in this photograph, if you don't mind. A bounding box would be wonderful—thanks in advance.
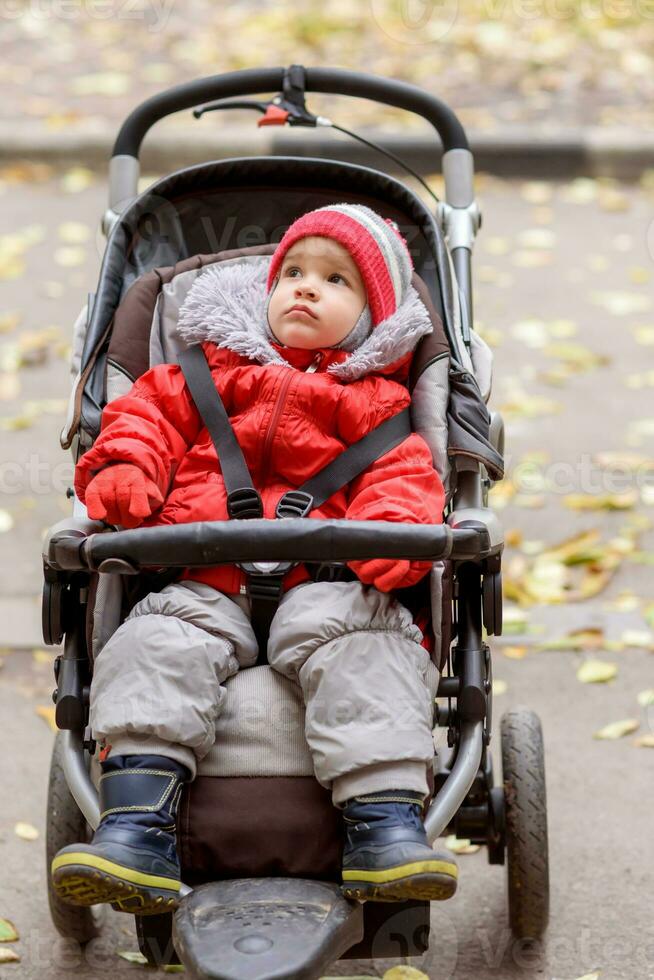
[44,518,497,574]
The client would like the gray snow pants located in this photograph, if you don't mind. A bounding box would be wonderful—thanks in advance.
[90,579,438,807]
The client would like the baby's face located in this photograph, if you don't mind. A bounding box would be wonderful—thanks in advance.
[267,236,367,349]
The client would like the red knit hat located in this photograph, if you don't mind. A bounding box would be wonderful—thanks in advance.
[266,203,414,328]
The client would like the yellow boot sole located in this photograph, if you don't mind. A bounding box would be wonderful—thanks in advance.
[51,851,180,916]
[341,856,458,902]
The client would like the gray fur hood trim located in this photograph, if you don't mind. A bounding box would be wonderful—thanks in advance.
[176,256,433,382]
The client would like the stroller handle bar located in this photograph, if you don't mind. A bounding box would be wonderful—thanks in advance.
[112,66,469,161]
[45,518,495,574]
[107,67,476,216]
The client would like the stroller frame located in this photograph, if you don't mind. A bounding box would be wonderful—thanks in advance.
[42,67,549,979]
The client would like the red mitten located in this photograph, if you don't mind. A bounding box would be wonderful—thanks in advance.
[84,463,164,528]
[348,557,433,593]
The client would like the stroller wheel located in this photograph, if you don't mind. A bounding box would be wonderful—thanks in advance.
[46,732,107,943]
[501,707,550,941]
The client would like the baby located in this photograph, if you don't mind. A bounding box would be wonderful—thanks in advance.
[51,203,458,913]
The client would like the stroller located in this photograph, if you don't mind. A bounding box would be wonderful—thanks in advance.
[42,66,549,979]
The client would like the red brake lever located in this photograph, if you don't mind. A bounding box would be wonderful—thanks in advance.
[257,105,290,127]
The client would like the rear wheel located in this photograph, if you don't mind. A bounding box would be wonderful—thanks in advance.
[500,707,550,940]
[46,731,107,943]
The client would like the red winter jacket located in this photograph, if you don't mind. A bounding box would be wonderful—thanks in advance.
[74,256,446,599]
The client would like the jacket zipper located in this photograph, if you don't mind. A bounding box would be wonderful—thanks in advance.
[259,353,323,497]
[305,351,324,374]
[260,369,295,486]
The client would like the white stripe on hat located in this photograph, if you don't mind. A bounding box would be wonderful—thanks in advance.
[317,204,404,308]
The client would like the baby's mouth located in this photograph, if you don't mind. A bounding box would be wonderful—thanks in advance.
[286,305,318,321]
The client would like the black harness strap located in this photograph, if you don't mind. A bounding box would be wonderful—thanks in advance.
[178,343,413,654]
[300,408,412,507]
[178,344,264,521]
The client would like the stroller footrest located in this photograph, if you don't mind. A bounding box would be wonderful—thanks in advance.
[172,878,364,980]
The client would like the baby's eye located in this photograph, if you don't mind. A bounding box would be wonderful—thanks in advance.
[328,273,347,285]
[285,266,301,277]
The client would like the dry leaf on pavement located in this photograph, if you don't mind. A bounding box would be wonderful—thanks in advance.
[35,705,57,732]
[117,950,149,964]
[14,822,39,841]
[577,660,618,684]
[593,719,639,740]
[444,834,480,854]
[0,918,19,942]
[621,630,654,650]
[383,968,430,980]
[536,628,605,653]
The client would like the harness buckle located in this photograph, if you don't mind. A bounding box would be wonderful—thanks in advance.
[227,487,264,520]
[244,569,287,604]
[275,489,314,520]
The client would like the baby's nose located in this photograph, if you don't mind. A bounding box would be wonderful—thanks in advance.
[296,281,318,297]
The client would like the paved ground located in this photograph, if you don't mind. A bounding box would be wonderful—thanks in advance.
[1,170,653,978]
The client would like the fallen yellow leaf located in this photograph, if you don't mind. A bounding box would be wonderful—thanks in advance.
[633,734,654,748]
[117,951,149,965]
[54,246,86,268]
[14,821,39,841]
[57,221,90,245]
[0,948,20,963]
[593,719,639,740]
[60,167,94,193]
[0,918,18,942]
[35,705,57,733]
[502,645,528,659]
[383,968,430,980]
[444,834,480,854]
[564,491,638,511]
[502,606,530,634]
[560,177,597,204]
[505,528,523,548]
[577,659,618,684]
[621,629,654,649]
[628,266,651,285]
[591,290,651,317]
[537,628,605,652]
[520,181,552,205]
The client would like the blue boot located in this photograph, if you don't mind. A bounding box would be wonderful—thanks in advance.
[340,789,458,903]
[51,754,190,916]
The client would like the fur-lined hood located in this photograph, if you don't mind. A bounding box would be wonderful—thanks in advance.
[176,255,433,383]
